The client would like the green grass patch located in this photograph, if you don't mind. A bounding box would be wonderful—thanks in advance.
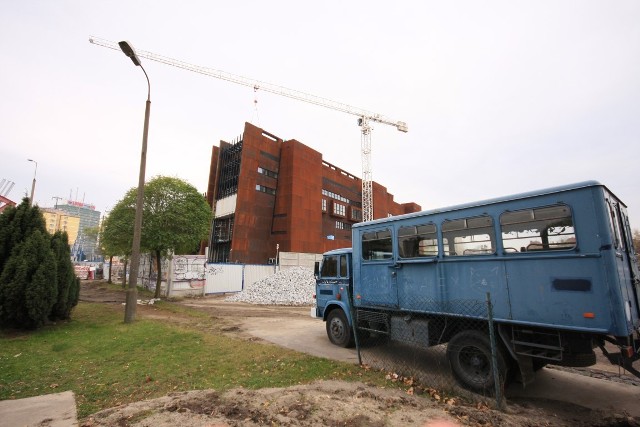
[0,302,381,418]
[151,300,211,319]
[98,281,156,298]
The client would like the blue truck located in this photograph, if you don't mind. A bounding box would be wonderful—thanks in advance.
[314,181,640,391]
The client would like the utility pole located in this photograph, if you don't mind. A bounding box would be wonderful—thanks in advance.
[52,196,63,209]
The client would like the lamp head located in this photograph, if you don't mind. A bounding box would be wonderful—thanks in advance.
[118,41,142,66]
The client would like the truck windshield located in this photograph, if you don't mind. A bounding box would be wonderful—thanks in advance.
[321,255,338,277]
[320,255,348,278]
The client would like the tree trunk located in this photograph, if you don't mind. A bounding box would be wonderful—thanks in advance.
[107,255,113,284]
[154,250,162,299]
[122,258,128,288]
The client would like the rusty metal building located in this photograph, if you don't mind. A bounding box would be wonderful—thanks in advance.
[206,122,421,264]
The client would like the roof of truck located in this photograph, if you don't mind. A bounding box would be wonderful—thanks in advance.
[354,180,615,229]
[322,248,352,256]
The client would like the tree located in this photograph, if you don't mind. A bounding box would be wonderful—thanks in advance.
[144,176,211,298]
[0,230,57,329]
[633,229,640,255]
[0,199,80,329]
[50,231,80,320]
[83,226,101,260]
[0,198,47,274]
[100,201,135,287]
[103,176,211,298]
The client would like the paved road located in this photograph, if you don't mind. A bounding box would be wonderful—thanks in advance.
[240,313,640,417]
[0,390,78,427]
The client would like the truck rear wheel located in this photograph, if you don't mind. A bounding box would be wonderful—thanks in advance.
[447,330,509,394]
[326,309,354,348]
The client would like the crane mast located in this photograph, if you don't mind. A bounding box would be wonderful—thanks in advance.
[89,36,408,221]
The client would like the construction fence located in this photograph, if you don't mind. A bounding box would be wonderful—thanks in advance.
[109,251,318,297]
[349,292,506,408]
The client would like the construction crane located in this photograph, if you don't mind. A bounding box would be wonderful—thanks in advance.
[89,36,408,222]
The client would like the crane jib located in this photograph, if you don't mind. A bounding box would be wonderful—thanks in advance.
[88,35,409,222]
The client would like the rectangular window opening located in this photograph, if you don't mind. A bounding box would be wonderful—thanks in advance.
[398,223,438,258]
[362,228,393,260]
[443,215,495,256]
[501,204,576,253]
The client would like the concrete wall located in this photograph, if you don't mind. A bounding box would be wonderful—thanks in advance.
[278,251,323,270]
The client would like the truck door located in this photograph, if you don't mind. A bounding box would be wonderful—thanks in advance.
[357,227,398,308]
[610,198,640,327]
[316,253,350,318]
[394,223,440,310]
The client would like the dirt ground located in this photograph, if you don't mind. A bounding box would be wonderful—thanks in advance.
[79,281,640,426]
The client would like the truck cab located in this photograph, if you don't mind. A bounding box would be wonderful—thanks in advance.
[314,248,354,347]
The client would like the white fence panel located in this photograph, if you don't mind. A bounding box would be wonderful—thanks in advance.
[169,255,206,296]
[244,264,276,287]
[205,263,244,294]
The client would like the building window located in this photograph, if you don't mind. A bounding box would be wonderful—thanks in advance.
[335,221,352,230]
[322,189,349,203]
[257,166,278,179]
[351,208,362,221]
[322,199,327,212]
[256,184,276,195]
[217,141,243,199]
[333,202,346,217]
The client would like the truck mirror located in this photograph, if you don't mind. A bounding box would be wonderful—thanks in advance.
[314,261,320,278]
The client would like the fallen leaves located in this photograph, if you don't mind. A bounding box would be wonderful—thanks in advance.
[381,371,459,406]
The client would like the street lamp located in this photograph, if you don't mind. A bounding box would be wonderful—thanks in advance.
[119,40,151,324]
[27,159,37,206]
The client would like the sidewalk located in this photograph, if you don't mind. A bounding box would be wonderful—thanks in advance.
[0,391,78,427]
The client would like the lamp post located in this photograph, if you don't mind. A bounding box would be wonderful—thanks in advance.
[27,159,37,206]
[119,40,151,324]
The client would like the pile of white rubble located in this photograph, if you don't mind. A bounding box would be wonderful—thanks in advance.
[225,266,315,306]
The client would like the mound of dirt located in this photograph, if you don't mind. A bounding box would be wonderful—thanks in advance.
[79,380,638,427]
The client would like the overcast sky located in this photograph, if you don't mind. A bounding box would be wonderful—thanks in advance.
[2,1,639,228]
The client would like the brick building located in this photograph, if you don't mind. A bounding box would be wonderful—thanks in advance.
[206,122,421,264]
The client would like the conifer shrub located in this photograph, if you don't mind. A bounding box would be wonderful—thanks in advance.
[0,230,57,328]
[50,231,79,320]
[0,199,78,329]
[0,198,46,273]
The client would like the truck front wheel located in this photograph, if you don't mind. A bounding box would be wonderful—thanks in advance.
[326,309,354,348]
[447,330,509,393]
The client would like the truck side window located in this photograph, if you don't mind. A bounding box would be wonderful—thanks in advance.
[500,204,576,252]
[398,223,438,258]
[362,229,393,260]
[339,255,348,277]
[442,216,495,256]
[606,200,623,250]
[320,255,338,277]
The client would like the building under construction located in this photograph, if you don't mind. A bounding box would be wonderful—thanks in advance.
[206,123,421,264]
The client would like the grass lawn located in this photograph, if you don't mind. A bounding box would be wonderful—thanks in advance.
[0,301,378,418]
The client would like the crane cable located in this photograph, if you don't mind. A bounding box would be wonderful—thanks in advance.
[252,85,260,126]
